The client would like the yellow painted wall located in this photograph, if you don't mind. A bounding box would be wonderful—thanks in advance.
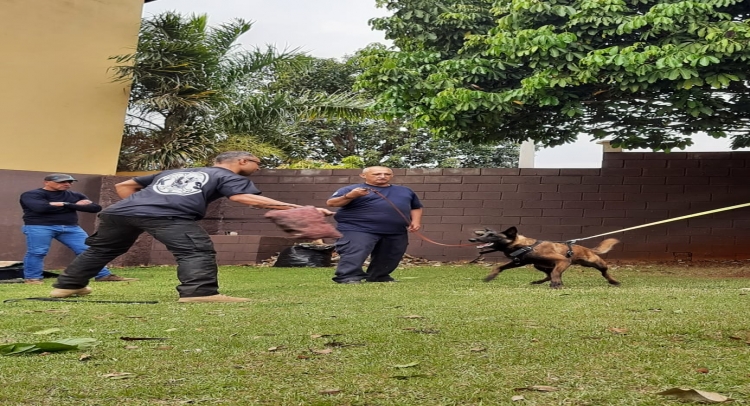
[0,0,144,175]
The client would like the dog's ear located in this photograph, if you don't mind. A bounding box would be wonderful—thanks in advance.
[502,226,518,239]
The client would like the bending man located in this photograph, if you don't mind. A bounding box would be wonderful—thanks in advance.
[51,151,332,303]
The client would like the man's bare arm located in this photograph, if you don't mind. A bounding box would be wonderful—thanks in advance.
[115,179,144,199]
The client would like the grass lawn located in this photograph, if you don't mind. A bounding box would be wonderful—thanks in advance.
[0,263,748,405]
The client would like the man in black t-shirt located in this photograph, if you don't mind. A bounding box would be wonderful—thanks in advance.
[51,151,333,303]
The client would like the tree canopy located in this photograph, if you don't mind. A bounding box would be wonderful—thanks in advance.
[272,53,520,168]
[111,12,367,171]
[358,0,750,150]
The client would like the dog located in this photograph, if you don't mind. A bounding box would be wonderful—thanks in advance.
[469,227,620,289]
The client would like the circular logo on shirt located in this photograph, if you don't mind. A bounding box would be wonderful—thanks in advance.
[153,172,209,196]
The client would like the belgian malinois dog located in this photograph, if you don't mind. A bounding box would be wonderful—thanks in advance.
[469,227,620,289]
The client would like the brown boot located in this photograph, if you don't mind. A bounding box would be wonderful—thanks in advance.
[177,294,250,303]
[50,287,93,298]
[24,279,44,285]
[95,274,139,282]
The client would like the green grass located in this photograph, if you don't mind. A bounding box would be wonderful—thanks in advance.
[1,264,749,405]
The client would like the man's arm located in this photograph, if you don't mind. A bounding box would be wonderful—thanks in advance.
[228,194,333,215]
[20,191,61,213]
[408,208,423,232]
[326,187,369,207]
[115,179,145,199]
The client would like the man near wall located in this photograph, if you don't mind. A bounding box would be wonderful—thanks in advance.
[326,166,423,284]
[50,151,333,303]
[19,174,138,284]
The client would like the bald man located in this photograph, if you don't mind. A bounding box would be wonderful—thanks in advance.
[326,166,423,284]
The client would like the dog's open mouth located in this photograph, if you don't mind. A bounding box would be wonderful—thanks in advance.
[475,243,494,249]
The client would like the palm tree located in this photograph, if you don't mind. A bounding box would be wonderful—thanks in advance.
[111,12,368,171]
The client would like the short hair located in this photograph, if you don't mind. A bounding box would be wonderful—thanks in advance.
[214,151,255,164]
[362,166,392,174]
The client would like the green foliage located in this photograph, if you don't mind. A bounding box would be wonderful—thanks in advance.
[111,12,370,171]
[0,338,97,356]
[273,53,520,168]
[359,0,750,151]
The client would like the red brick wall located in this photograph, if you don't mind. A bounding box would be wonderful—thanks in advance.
[3,151,748,268]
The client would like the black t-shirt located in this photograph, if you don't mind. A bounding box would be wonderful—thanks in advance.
[20,189,102,226]
[104,167,261,220]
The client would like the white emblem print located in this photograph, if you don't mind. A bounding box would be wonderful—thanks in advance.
[153,172,209,196]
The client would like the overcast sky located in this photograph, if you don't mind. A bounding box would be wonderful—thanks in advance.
[143,0,743,168]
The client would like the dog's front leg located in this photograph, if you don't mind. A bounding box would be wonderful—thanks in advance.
[549,262,570,289]
[483,261,523,282]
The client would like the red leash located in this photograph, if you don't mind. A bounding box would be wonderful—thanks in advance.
[367,188,476,248]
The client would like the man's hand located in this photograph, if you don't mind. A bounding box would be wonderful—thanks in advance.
[76,199,93,205]
[347,187,370,198]
[316,208,335,216]
[49,202,65,207]
[408,222,422,232]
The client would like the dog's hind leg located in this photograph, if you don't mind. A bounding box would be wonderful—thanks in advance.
[579,256,620,286]
[530,265,552,285]
[483,261,523,282]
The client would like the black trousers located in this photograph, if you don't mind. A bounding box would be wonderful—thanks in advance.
[53,214,220,298]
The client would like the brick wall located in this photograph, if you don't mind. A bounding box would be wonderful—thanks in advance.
[4,151,745,268]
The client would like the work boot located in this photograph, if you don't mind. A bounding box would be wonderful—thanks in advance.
[95,274,139,282]
[177,294,250,303]
[24,279,44,285]
[50,287,93,298]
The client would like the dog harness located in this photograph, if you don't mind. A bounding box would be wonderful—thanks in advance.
[508,241,575,263]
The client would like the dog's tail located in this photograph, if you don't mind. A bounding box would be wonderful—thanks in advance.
[591,238,619,254]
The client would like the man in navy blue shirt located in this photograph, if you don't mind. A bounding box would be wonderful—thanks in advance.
[20,174,138,284]
[327,166,423,283]
[51,151,333,303]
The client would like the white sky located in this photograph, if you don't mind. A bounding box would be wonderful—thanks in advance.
[143,0,744,168]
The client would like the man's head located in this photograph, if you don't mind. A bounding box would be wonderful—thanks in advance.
[43,174,77,191]
[214,151,262,176]
[360,166,393,186]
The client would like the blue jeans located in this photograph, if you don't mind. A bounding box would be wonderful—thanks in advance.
[22,225,110,280]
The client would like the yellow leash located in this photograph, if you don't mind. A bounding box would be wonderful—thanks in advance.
[568,202,750,243]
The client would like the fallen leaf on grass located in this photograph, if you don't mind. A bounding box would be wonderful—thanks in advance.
[79,354,92,361]
[124,345,139,350]
[0,338,97,356]
[310,333,342,339]
[165,328,178,332]
[511,395,525,401]
[391,374,431,380]
[319,389,341,395]
[514,385,559,392]
[607,327,628,335]
[32,328,62,335]
[392,361,420,368]
[155,346,173,350]
[120,337,167,341]
[268,346,285,352]
[297,355,310,359]
[310,348,333,355]
[656,388,732,403]
[102,372,136,380]
[470,347,486,352]
[696,368,710,374]
[401,315,424,319]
